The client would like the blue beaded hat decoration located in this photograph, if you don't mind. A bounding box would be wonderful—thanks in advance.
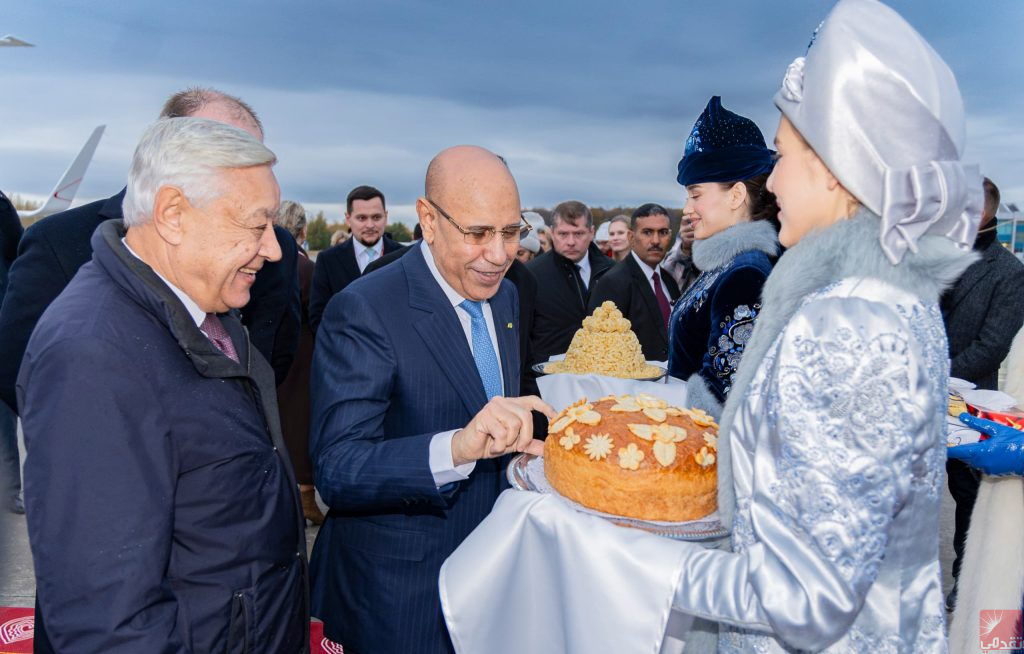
[676,96,775,187]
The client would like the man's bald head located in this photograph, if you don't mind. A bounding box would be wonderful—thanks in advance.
[424,146,518,207]
[160,87,263,141]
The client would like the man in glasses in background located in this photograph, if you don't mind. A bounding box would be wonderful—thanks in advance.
[308,145,554,654]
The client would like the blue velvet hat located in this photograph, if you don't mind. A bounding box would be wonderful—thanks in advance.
[676,96,775,187]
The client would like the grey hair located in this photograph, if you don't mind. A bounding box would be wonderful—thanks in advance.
[278,200,307,240]
[122,117,276,227]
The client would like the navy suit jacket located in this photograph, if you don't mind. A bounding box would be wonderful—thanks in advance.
[241,226,301,385]
[0,191,124,412]
[309,234,403,332]
[309,244,519,654]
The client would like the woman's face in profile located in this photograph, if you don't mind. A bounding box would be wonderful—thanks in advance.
[683,182,742,240]
[767,115,846,248]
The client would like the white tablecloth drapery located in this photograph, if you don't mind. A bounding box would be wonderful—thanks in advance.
[439,489,697,654]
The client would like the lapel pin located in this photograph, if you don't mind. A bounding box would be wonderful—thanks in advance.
[506,322,513,329]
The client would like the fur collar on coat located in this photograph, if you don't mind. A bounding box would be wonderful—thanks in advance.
[683,219,779,419]
[716,208,978,526]
[691,219,779,272]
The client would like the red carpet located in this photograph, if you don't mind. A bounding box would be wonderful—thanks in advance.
[0,607,343,653]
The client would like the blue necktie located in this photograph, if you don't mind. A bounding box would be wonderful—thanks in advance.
[459,300,503,400]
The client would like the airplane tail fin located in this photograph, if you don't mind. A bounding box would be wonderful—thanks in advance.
[21,125,105,219]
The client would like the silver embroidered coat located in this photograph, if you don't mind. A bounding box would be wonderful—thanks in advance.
[672,211,976,652]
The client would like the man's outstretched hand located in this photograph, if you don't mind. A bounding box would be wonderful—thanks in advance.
[452,396,556,466]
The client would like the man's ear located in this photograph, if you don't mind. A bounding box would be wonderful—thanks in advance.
[416,198,436,244]
[151,185,188,246]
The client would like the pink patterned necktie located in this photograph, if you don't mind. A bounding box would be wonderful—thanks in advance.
[201,313,239,363]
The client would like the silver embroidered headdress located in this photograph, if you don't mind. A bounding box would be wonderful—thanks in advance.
[774,0,982,264]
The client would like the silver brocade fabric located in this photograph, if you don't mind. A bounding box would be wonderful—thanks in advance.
[673,276,948,652]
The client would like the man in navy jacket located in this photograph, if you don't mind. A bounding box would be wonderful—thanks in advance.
[309,146,553,653]
[19,118,308,652]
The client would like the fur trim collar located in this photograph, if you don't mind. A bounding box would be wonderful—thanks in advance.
[716,208,978,526]
[691,220,779,271]
[684,373,723,419]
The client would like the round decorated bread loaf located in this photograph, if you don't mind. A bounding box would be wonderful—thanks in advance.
[543,394,718,522]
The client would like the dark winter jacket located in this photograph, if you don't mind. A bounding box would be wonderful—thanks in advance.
[18,219,309,653]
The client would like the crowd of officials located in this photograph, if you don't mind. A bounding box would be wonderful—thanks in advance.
[1,0,1024,651]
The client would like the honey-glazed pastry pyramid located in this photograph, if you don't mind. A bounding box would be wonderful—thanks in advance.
[543,393,718,522]
[545,301,662,379]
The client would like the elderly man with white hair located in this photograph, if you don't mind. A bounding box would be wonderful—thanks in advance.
[18,118,309,653]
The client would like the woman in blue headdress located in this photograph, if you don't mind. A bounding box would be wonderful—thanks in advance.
[667,96,779,418]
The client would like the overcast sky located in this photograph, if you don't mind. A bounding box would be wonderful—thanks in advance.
[2,0,1022,225]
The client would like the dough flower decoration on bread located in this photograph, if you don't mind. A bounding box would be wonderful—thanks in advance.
[635,393,668,409]
[610,393,681,423]
[703,431,718,450]
[549,400,602,434]
[695,446,716,468]
[610,395,643,412]
[559,428,581,451]
[618,442,645,470]
[583,434,614,461]
[681,407,718,428]
[628,423,689,467]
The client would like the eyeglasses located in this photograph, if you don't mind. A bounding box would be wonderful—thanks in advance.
[426,198,532,246]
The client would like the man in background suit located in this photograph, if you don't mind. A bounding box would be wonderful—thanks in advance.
[0,190,22,513]
[941,177,1024,610]
[309,145,553,654]
[588,203,680,361]
[309,185,403,331]
[0,87,300,411]
[526,200,614,369]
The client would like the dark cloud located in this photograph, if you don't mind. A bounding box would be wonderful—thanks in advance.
[2,0,1022,210]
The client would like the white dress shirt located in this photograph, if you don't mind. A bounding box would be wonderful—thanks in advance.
[352,237,382,273]
[575,253,592,289]
[420,241,504,486]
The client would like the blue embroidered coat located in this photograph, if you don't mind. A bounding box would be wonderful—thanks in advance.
[667,220,778,412]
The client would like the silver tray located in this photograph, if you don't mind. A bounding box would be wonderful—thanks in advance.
[530,361,668,383]
[507,453,728,542]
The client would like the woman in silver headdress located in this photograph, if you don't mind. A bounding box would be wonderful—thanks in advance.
[667,0,982,651]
